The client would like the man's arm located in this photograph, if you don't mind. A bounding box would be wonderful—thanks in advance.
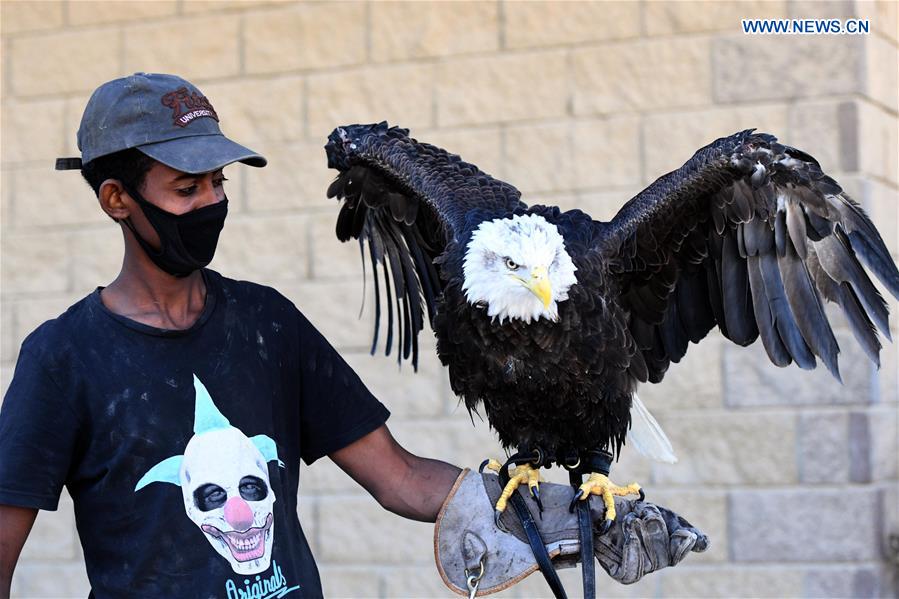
[329,424,461,522]
[0,505,37,599]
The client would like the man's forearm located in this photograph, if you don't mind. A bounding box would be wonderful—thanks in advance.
[384,455,461,523]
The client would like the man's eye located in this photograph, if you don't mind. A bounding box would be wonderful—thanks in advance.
[178,185,198,196]
[213,176,229,187]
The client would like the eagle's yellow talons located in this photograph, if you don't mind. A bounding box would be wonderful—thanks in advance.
[483,458,504,473]
[495,463,542,513]
[577,473,642,522]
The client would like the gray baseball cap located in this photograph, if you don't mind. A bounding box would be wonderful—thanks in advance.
[56,72,266,173]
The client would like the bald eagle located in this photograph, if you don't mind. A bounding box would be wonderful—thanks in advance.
[325,123,899,518]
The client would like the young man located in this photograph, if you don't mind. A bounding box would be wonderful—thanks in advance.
[0,73,704,598]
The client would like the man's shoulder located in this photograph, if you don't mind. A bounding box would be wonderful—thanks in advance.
[209,269,302,318]
[19,293,97,359]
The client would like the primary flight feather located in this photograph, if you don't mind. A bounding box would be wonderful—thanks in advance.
[324,123,899,517]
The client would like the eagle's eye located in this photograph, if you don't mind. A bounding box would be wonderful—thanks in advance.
[504,258,519,270]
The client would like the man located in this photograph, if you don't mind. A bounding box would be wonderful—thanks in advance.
[0,73,703,598]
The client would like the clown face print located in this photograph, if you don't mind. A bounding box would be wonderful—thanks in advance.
[181,427,276,574]
[135,375,284,575]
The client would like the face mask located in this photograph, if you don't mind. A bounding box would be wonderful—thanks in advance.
[121,183,228,278]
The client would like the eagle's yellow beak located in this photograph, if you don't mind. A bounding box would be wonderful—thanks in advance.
[525,266,552,308]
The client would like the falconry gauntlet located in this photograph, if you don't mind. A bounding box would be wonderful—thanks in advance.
[435,469,708,596]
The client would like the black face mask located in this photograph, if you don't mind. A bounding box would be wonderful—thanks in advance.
[121,184,228,278]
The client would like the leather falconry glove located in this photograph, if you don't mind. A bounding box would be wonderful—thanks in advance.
[435,469,708,596]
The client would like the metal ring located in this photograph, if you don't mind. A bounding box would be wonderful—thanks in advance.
[563,457,580,471]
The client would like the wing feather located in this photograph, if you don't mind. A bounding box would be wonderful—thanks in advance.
[325,122,525,368]
[602,129,898,383]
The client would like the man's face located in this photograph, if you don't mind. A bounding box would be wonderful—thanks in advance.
[123,162,228,250]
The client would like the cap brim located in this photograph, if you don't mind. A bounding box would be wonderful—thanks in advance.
[137,134,267,174]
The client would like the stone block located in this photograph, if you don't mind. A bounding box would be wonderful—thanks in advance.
[68,0,177,25]
[62,95,91,157]
[504,1,639,48]
[318,565,382,598]
[11,168,109,229]
[566,188,641,222]
[788,100,856,173]
[857,0,898,43]
[296,493,317,551]
[804,565,886,598]
[10,29,121,97]
[0,365,13,400]
[858,177,897,259]
[731,488,879,561]
[199,77,304,145]
[380,565,454,598]
[307,213,363,281]
[504,122,573,194]
[123,14,241,81]
[639,334,725,411]
[245,140,335,212]
[865,34,898,112]
[0,1,64,34]
[277,279,377,351]
[212,213,309,287]
[419,127,505,182]
[343,350,449,419]
[68,227,124,293]
[10,561,90,598]
[658,565,803,597]
[244,3,366,75]
[868,407,898,480]
[723,332,875,407]
[0,232,70,295]
[643,103,788,184]
[1,99,66,165]
[20,490,78,560]
[858,100,899,186]
[572,39,712,116]
[573,117,642,189]
[307,63,435,137]
[371,1,498,61]
[181,0,266,13]
[798,411,850,484]
[712,35,863,103]
[513,564,654,598]
[437,51,567,127]
[317,495,433,563]
[388,417,505,470]
[646,0,787,35]
[652,412,797,485]
[1,301,15,364]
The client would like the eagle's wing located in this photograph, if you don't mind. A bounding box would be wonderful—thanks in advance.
[325,122,526,368]
[601,129,899,384]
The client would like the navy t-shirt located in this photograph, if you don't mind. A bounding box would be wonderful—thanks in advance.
[0,269,389,598]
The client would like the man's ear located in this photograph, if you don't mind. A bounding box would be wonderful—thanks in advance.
[98,179,130,221]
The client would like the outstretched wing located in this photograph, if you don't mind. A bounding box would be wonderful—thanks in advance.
[602,129,899,384]
[325,122,526,368]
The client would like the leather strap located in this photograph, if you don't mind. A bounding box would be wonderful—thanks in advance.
[571,470,596,599]
[500,457,568,599]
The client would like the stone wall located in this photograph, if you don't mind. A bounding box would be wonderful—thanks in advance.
[1,1,897,597]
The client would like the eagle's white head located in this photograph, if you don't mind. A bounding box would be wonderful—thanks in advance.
[462,213,578,324]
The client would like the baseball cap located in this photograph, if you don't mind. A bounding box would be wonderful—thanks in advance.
[56,72,266,174]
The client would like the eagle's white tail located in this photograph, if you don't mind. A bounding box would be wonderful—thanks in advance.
[627,394,677,463]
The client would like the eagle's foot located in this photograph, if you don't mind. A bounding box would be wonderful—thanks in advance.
[569,473,643,527]
[480,459,543,531]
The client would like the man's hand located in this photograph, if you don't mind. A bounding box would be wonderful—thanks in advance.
[435,470,708,596]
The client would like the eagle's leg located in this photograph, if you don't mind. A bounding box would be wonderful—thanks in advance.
[568,450,645,533]
[479,450,546,531]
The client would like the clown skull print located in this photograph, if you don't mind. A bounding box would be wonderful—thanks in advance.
[135,375,284,575]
